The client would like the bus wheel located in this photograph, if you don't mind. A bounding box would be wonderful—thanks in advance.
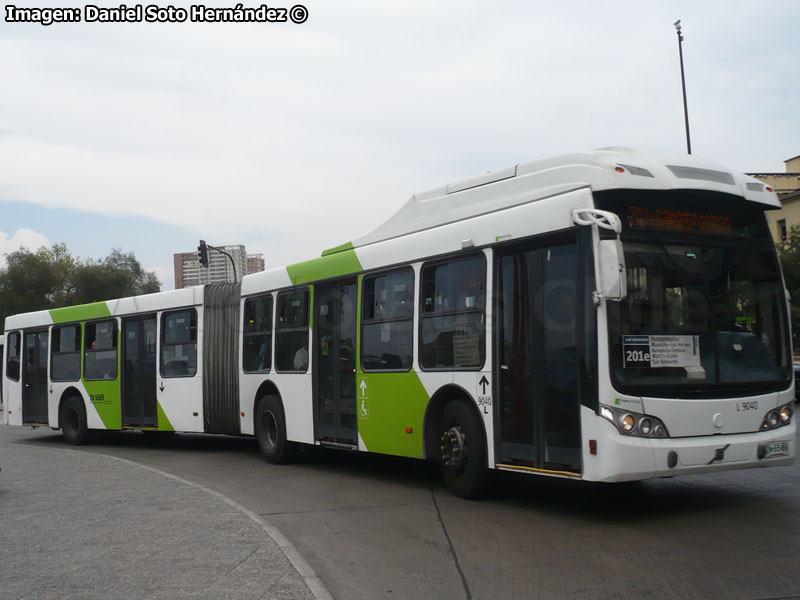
[439,399,489,498]
[60,397,90,446]
[255,396,295,464]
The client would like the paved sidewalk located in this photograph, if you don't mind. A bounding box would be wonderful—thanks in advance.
[0,426,322,600]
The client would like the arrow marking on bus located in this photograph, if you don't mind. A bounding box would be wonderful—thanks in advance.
[359,380,367,396]
[159,382,165,392]
[479,375,489,395]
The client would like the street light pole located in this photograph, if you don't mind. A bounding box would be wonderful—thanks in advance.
[674,19,692,155]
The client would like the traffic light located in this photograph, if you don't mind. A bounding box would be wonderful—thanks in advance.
[197,240,209,267]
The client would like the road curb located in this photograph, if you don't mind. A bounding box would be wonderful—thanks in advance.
[100,452,335,600]
[15,440,335,600]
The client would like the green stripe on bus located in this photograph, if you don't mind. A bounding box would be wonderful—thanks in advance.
[286,249,363,286]
[157,401,175,431]
[356,370,429,459]
[321,241,354,257]
[83,379,122,430]
[50,302,111,324]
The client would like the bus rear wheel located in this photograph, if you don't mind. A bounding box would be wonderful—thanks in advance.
[60,397,89,446]
[255,395,296,464]
[439,399,489,498]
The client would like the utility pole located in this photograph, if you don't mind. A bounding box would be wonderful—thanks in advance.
[674,19,692,154]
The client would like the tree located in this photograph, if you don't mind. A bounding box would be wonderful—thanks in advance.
[777,224,800,343]
[71,249,161,305]
[0,244,76,322]
[0,243,161,332]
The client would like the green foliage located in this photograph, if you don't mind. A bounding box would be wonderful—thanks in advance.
[0,243,161,332]
[777,224,800,343]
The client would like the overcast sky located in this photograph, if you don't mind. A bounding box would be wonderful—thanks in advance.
[1,0,798,289]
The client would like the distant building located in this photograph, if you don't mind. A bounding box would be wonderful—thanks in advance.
[247,253,265,275]
[749,155,800,244]
[173,244,249,288]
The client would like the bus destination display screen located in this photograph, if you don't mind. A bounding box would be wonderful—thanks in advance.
[627,206,732,234]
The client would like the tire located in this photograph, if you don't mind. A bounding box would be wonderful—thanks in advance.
[60,397,90,446]
[439,399,489,499]
[255,395,296,464]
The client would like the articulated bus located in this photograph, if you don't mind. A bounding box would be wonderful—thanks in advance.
[2,148,795,497]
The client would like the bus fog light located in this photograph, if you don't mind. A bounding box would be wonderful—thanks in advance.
[653,424,667,437]
[780,406,792,424]
[621,414,635,432]
[639,418,652,436]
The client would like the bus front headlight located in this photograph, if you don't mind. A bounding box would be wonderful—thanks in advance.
[761,403,793,430]
[600,405,670,438]
[620,414,635,432]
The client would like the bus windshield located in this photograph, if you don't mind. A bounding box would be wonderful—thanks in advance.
[597,191,792,397]
[607,237,791,396]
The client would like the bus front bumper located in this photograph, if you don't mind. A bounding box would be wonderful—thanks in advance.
[584,420,796,483]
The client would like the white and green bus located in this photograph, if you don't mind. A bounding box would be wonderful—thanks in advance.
[3,147,795,497]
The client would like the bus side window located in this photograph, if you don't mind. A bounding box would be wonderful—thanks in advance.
[243,295,273,373]
[160,310,198,378]
[85,320,118,380]
[420,255,486,370]
[275,290,309,373]
[52,325,82,382]
[6,332,20,381]
[361,269,414,371]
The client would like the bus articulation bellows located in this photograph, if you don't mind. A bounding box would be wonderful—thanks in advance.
[3,147,795,497]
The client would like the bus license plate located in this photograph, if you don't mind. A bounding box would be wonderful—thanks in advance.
[764,441,789,458]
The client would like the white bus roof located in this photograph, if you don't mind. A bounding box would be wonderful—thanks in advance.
[352,147,779,248]
[3,285,204,331]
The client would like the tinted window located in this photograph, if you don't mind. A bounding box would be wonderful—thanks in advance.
[362,269,414,371]
[161,310,197,377]
[52,324,81,382]
[6,331,20,381]
[607,241,791,395]
[420,255,486,369]
[243,295,273,373]
[276,290,309,372]
[85,320,118,380]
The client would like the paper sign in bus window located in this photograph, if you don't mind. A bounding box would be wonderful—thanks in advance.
[622,335,700,368]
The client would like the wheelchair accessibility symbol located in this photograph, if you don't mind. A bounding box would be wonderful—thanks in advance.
[358,378,369,419]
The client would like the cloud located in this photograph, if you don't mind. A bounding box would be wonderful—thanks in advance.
[147,265,174,291]
[0,229,51,269]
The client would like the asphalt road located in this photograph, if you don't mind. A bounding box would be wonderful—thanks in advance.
[4,424,800,600]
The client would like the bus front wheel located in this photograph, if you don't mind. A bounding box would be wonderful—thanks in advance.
[439,399,489,498]
[255,395,296,464]
[60,397,89,446]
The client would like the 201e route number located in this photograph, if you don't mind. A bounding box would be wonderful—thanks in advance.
[626,350,650,363]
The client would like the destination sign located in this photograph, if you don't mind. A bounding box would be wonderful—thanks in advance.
[627,205,732,234]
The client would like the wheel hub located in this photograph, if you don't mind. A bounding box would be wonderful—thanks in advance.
[441,426,467,470]
[262,411,277,450]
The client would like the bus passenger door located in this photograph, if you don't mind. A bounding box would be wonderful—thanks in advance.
[22,330,49,425]
[497,240,582,473]
[315,279,358,445]
[122,316,158,428]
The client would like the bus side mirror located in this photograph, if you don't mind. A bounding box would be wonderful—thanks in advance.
[598,238,627,301]
[572,208,627,303]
